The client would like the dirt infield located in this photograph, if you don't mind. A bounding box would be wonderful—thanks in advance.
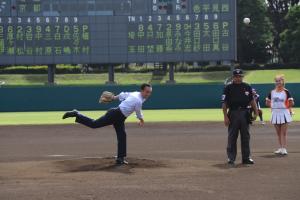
[0,122,300,200]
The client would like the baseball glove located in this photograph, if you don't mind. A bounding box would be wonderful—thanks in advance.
[99,91,115,103]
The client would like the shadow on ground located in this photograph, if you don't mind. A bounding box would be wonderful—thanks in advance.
[55,157,167,174]
[212,163,252,169]
[260,154,287,159]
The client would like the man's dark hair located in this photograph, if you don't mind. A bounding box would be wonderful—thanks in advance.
[141,83,152,90]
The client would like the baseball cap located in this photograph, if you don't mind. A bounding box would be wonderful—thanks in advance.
[233,69,244,76]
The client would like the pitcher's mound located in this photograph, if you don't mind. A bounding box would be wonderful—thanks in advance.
[55,157,166,173]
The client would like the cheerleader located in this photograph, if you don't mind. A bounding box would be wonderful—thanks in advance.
[266,74,295,155]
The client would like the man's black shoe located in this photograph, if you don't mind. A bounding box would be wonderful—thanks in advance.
[116,157,129,165]
[62,110,78,119]
[243,158,255,165]
[227,159,235,165]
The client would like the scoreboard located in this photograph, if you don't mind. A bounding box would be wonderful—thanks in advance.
[0,0,236,65]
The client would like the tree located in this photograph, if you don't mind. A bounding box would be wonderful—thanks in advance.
[266,0,300,61]
[279,5,300,62]
[237,0,273,63]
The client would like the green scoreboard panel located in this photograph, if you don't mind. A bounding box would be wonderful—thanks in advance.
[0,0,236,65]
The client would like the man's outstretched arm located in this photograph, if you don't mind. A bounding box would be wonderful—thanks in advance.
[115,92,130,101]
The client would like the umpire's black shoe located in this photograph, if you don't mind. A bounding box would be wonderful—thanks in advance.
[116,157,129,165]
[242,158,255,165]
[62,110,78,119]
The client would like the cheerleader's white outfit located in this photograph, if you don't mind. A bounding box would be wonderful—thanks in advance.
[267,89,293,124]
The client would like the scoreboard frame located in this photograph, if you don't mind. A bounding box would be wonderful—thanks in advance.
[0,0,237,65]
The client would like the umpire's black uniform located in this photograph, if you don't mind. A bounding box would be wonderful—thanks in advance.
[222,69,254,164]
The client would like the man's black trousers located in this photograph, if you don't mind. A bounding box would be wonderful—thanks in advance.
[227,110,251,161]
[75,108,127,158]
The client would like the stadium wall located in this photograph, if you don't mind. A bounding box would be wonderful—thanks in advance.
[0,84,299,112]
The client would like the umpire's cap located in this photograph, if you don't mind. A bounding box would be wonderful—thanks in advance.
[233,69,244,76]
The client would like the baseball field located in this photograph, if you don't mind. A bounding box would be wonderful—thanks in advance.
[1,0,300,198]
[1,109,300,200]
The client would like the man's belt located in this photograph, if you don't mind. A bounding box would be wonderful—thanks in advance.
[229,107,249,111]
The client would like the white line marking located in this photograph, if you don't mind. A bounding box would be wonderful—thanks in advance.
[47,154,74,157]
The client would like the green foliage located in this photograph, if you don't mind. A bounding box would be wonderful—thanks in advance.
[237,0,273,63]
[280,5,300,62]
[0,65,81,74]
[266,0,300,60]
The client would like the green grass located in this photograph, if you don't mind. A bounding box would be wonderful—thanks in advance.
[0,108,299,126]
[0,69,299,86]
[0,72,228,86]
[244,69,300,83]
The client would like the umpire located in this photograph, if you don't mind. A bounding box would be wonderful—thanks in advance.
[222,69,259,165]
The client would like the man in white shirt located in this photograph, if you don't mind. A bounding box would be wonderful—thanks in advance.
[62,83,152,165]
